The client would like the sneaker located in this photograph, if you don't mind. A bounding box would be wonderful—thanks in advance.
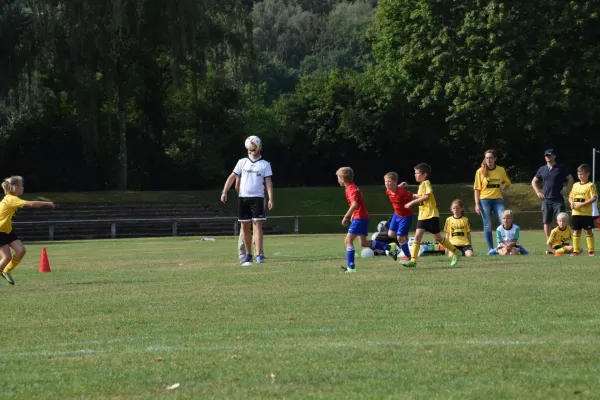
[519,247,529,255]
[450,252,461,267]
[487,249,498,256]
[589,251,595,257]
[401,260,416,268]
[256,255,266,264]
[240,254,253,267]
[1,271,14,285]
[386,243,399,261]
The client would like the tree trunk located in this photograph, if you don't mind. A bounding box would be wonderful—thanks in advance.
[117,77,127,189]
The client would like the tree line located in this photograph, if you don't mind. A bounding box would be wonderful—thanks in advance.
[1,0,598,191]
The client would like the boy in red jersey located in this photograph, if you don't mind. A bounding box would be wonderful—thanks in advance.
[384,172,414,261]
[336,167,399,273]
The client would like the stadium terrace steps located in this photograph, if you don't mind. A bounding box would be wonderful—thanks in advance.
[13,203,283,241]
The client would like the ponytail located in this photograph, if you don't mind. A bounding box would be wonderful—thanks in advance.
[2,176,24,195]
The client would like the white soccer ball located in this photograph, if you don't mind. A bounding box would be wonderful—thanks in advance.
[245,135,262,151]
[361,248,375,258]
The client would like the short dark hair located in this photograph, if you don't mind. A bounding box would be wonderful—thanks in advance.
[414,163,431,178]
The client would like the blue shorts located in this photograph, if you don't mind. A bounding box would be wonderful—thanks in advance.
[348,218,369,236]
[390,214,413,237]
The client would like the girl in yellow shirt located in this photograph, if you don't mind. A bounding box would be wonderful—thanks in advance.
[0,176,55,285]
[473,149,511,255]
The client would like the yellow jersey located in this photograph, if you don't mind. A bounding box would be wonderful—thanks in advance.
[443,216,471,246]
[417,180,439,220]
[0,194,28,233]
[569,182,597,216]
[548,226,572,248]
[474,166,511,199]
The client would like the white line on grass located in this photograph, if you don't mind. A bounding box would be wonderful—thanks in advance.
[5,339,600,359]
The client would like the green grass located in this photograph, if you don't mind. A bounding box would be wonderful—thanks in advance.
[25,183,542,215]
[4,232,600,399]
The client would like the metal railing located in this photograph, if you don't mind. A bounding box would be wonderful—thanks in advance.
[13,211,547,241]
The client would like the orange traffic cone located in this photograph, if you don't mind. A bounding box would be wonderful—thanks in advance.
[39,247,51,273]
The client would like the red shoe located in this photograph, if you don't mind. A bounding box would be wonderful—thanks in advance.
[400,255,410,262]
[554,253,563,257]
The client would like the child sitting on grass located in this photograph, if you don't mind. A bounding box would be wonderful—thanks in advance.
[495,210,528,256]
[443,199,474,257]
[546,212,573,256]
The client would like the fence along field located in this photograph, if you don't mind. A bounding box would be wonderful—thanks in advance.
[3,232,600,398]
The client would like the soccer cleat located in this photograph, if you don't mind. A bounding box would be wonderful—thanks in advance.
[341,266,356,274]
[589,251,595,257]
[545,250,553,255]
[386,243,399,261]
[519,247,529,255]
[256,255,266,264]
[487,248,498,256]
[401,260,417,268]
[1,271,15,285]
[450,252,461,267]
[400,255,411,262]
[571,252,580,257]
[240,254,253,266]
[554,252,563,257]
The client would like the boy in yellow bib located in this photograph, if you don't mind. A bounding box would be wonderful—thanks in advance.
[568,164,597,256]
[401,163,461,268]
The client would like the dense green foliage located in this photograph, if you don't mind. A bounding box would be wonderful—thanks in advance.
[1,0,598,190]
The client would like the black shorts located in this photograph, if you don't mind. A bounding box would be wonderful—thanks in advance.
[541,199,566,224]
[571,215,594,231]
[553,244,568,250]
[238,197,266,222]
[416,217,440,235]
[0,231,19,246]
[455,245,474,255]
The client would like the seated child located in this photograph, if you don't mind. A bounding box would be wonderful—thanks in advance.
[546,212,573,256]
[443,199,474,257]
[495,210,528,255]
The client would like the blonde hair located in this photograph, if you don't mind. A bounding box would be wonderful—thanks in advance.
[557,212,569,221]
[501,209,514,218]
[384,172,398,181]
[336,167,354,182]
[450,199,464,217]
[2,176,24,195]
[481,149,497,177]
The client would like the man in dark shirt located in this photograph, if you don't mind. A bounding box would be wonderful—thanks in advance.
[531,149,574,238]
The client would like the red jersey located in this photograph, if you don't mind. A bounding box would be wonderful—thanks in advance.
[345,183,369,219]
[386,187,414,217]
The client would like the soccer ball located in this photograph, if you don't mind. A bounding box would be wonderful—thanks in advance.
[245,136,262,151]
[361,248,375,258]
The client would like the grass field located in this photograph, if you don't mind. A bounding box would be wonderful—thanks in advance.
[3,232,600,399]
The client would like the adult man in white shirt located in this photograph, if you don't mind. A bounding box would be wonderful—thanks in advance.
[221,139,274,266]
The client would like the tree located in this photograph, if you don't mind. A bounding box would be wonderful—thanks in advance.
[373,0,600,176]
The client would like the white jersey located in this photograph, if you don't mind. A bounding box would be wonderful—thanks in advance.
[496,223,520,247]
[233,157,272,198]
